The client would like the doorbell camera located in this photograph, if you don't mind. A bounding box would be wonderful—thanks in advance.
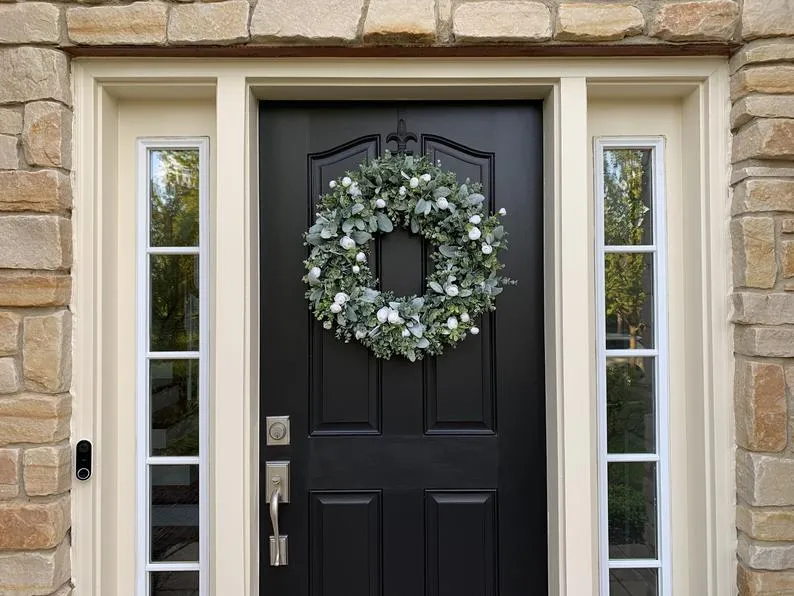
[75,440,92,481]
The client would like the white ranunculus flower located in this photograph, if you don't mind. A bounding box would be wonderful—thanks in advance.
[436,197,449,210]
[352,265,360,274]
[348,183,362,197]
[330,302,342,314]
[402,329,410,337]
[334,292,348,305]
[468,227,482,241]
[481,243,493,255]
[340,236,355,250]
[375,198,386,209]
[329,180,337,189]
[387,310,403,325]
[445,285,459,297]
[376,306,390,324]
[469,214,482,225]
[499,208,507,216]
[342,176,352,187]
[460,312,470,323]
[399,186,407,196]
[447,316,458,330]
[356,251,366,263]
[308,266,321,279]
[323,321,332,329]
[410,177,419,188]
[420,173,432,182]
[355,329,366,340]
[470,326,480,335]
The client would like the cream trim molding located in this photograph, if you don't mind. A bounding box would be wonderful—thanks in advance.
[71,58,733,596]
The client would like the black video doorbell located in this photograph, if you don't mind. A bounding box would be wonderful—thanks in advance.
[75,439,92,481]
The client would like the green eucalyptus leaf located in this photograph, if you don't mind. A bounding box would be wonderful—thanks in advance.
[351,203,365,215]
[342,219,354,234]
[428,281,444,294]
[468,193,486,205]
[414,199,427,214]
[320,228,334,239]
[351,231,372,244]
[433,186,451,198]
[438,245,457,258]
[416,338,430,349]
[376,213,393,233]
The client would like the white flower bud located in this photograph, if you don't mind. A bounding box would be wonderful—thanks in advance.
[447,316,458,330]
[420,173,432,182]
[387,310,402,325]
[334,292,348,305]
[470,326,480,335]
[356,252,367,263]
[376,307,390,324]
[352,265,361,274]
[460,312,470,323]
[410,177,419,188]
[498,207,507,216]
[399,186,407,196]
[348,183,362,197]
[330,302,342,314]
[308,266,321,279]
[375,198,386,209]
[469,214,482,225]
[342,176,352,187]
[402,329,411,337]
[355,329,366,340]
[468,227,482,241]
[323,321,332,329]
[481,243,493,255]
[445,285,459,297]
[436,197,449,210]
[329,180,337,189]
[340,236,356,250]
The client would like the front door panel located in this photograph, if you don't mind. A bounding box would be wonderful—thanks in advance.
[259,102,546,596]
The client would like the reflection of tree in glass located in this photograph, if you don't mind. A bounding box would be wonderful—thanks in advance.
[151,254,199,352]
[604,149,651,349]
[150,149,200,247]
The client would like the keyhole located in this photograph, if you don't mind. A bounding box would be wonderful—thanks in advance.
[269,422,286,441]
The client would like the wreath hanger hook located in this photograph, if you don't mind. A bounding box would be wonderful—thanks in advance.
[386,118,417,155]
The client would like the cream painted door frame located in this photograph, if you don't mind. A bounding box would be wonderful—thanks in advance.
[71,58,732,596]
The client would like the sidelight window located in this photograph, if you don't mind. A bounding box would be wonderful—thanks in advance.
[594,138,670,596]
[137,139,209,596]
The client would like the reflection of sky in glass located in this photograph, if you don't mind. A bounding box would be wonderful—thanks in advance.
[149,149,200,247]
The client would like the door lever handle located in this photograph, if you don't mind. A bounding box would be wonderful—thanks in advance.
[270,477,283,566]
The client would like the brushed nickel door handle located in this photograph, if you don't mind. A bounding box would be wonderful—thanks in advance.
[266,461,289,566]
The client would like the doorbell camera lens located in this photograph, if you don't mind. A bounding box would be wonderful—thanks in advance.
[75,440,92,481]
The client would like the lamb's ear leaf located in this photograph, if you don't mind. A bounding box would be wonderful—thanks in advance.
[376,213,393,233]
[351,231,372,244]
[414,199,427,214]
[468,193,486,205]
[416,338,430,349]
[433,186,451,198]
[410,217,420,233]
[406,350,416,362]
[428,281,444,294]
[351,203,365,215]
[438,245,457,258]
[342,219,354,234]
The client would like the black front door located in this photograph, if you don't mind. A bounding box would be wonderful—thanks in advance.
[259,101,546,596]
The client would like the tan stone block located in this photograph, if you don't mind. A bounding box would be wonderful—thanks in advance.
[251,0,364,43]
[0,272,71,308]
[0,357,20,395]
[739,564,794,596]
[453,1,551,43]
[0,3,60,44]
[0,171,72,213]
[742,0,794,40]
[23,102,72,170]
[0,496,69,550]
[782,218,794,233]
[49,586,72,596]
[169,0,249,44]
[733,119,794,162]
[732,217,776,288]
[0,448,19,500]
[0,394,70,446]
[438,0,453,41]
[0,540,69,596]
[733,179,794,214]
[23,444,70,497]
[363,0,435,44]
[783,240,794,278]
[0,48,70,105]
[734,360,787,452]
[0,108,23,135]
[0,216,71,270]
[733,164,794,186]
[555,3,643,42]
[732,66,794,101]
[736,326,794,357]
[23,311,71,394]
[67,2,168,45]
[738,449,794,506]
[0,134,18,170]
[738,505,794,541]
[732,39,794,72]
[734,293,794,324]
[650,0,738,42]
[739,533,794,571]
[0,312,20,356]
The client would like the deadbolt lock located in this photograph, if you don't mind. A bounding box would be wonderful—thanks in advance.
[266,416,290,446]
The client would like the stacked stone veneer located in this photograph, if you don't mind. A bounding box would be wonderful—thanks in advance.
[0,0,791,594]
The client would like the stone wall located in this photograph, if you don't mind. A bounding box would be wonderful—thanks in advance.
[0,0,792,594]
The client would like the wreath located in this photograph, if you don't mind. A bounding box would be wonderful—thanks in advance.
[302,151,513,361]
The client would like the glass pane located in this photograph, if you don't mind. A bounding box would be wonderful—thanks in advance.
[608,462,657,559]
[609,568,658,596]
[150,149,200,247]
[606,358,655,454]
[151,465,199,562]
[151,254,200,351]
[150,571,199,596]
[603,148,653,246]
[151,360,199,457]
[605,253,654,349]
